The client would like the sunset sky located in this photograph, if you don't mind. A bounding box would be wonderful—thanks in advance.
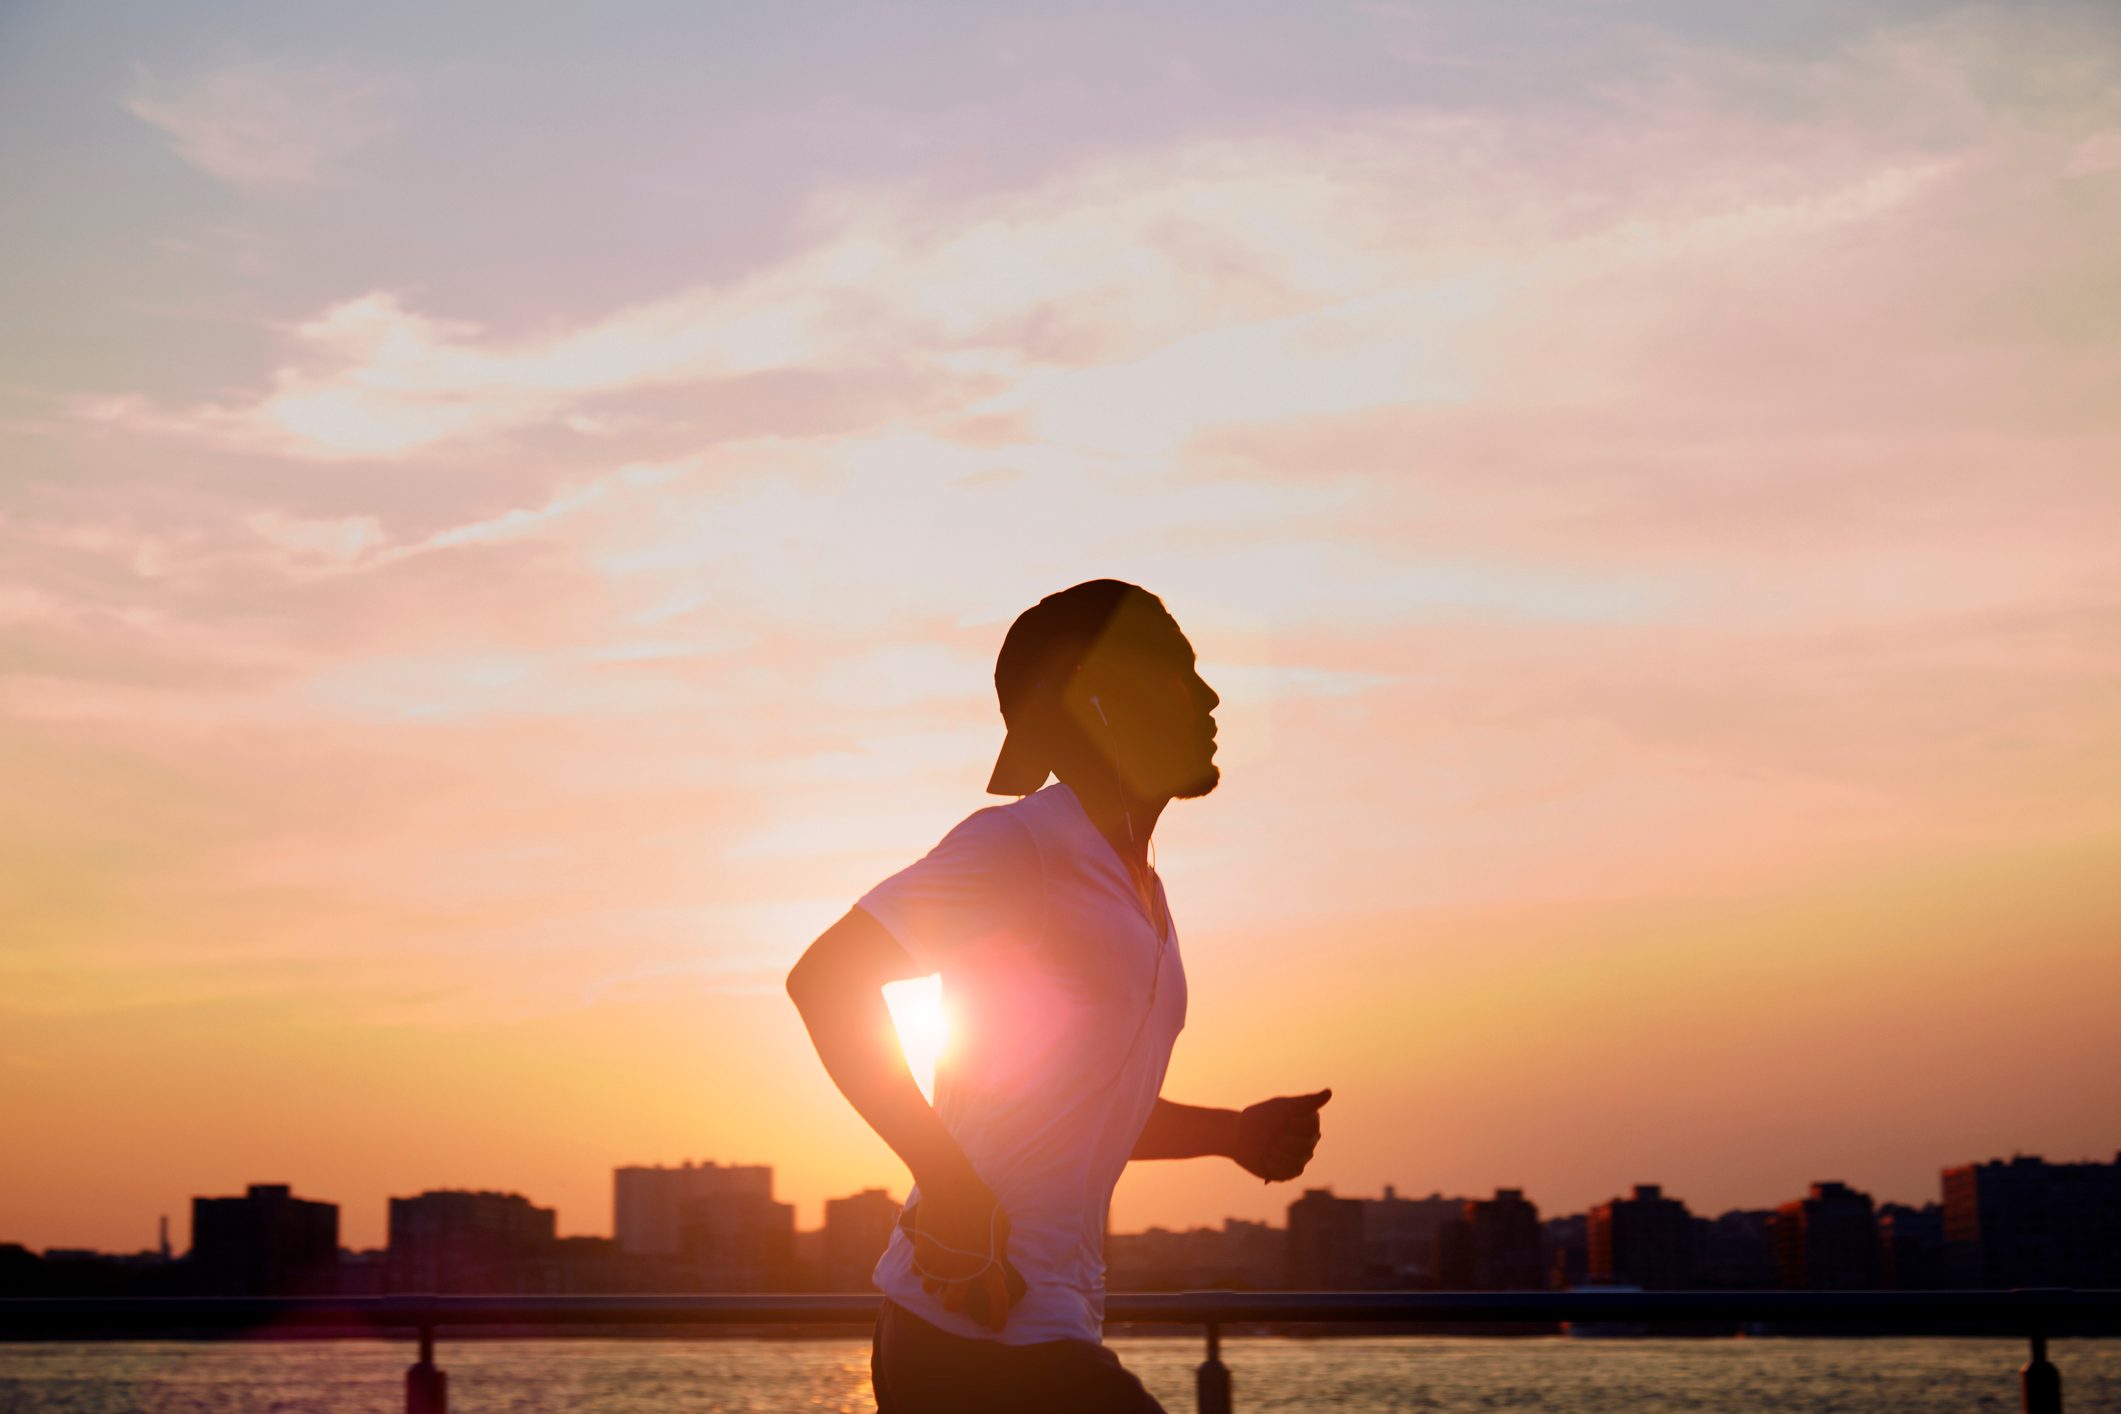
[4,0,2118,1255]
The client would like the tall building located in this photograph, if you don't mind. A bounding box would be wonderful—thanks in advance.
[189,1183,339,1296]
[1286,1188,1366,1289]
[1693,1210,1778,1289]
[679,1188,795,1290]
[1588,1184,1693,1289]
[1359,1187,1468,1289]
[1771,1182,1878,1290]
[1877,1203,1947,1290]
[615,1161,774,1256]
[1437,1189,1543,1291]
[1543,1214,1588,1290]
[1471,1188,1544,1290]
[823,1188,900,1291]
[1942,1153,2121,1288]
[386,1189,556,1292]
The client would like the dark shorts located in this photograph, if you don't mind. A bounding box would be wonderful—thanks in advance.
[871,1298,1168,1414]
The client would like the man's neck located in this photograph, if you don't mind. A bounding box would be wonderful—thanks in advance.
[1056,768,1167,869]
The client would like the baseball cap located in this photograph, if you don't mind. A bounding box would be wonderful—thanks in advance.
[985,579,1158,796]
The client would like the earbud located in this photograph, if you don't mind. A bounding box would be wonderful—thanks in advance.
[1090,694,1110,728]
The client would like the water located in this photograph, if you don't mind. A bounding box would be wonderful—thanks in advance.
[1,1337,2116,1413]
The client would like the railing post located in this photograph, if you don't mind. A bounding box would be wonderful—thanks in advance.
[407,1323,447,1414]
[2021,1333,2060,1414]
[1197,1320,1231,1414]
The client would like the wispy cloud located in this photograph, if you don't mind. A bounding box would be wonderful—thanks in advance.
[77,132,1954,461]
[126,58,398,187]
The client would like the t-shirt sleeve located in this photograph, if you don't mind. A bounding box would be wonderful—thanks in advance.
[855,807,1041,973]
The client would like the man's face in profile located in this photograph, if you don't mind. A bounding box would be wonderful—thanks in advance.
[1061,600,1221,802]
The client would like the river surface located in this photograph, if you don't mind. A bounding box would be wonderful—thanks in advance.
[2,1336,2116,1412]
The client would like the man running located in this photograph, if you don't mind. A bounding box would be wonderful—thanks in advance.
[787,579,1332,1413]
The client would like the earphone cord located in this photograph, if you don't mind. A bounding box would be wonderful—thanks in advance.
[903,1200,1005,1283]
[907,687,1162,1284]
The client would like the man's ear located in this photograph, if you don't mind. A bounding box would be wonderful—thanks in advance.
[1053,676,1097,748]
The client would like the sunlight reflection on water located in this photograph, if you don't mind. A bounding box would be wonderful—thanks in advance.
[1,1336,2115,1413]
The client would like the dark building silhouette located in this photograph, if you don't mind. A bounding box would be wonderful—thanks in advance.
[526,1235,724,1296]
[1284,1186,1481,1291]
[823,1188,900,1291]
[1107,1226,1197,1292]
[1693,1209,1778,1289]
[615,1160,774,1257]
[1210,1219,1284,1290]
[337,1247,388,1296]
[1771,1182,1878,1290]
[1229,1220,1281,1289]
[1877,1202,1948,1290]
[1286,1188,1366,1289]
[0,1244,39,1296]
[1543,1214,1588,1290]
[1942,1153,2121,1289]
[1588,1184,1693,1289]
[1436,1188,1543,1290]
[0,1242,185,1299]
[679,1187,796,1290]
[1360,1187,1468,1289]
[1471,1188,1544,1291]
[387,1189,556,1293]
[190,1183,339,1296]
[1108,1219,1283,1292]
[523,1235,638,1294]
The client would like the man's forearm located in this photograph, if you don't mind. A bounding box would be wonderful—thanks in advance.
[1130,1097,1238,1161]
[788,970,979,1193]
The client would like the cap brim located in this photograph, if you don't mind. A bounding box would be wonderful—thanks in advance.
[986,727,1050,796]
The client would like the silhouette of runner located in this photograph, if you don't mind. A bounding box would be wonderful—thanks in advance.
[789,580,1332,1413]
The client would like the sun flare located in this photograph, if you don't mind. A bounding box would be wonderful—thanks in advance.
[883,974,949,1101]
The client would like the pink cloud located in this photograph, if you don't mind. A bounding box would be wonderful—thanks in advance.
[126,58,399,187]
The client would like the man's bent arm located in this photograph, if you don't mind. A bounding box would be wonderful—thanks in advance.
[1130,1097,1239,1161]
[786,907,983,1194]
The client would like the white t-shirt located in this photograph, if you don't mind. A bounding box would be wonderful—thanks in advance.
[856,781,1187,1345]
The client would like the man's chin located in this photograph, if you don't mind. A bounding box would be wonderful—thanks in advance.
[1172,765,1221,801]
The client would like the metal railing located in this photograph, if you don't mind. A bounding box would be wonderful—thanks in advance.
[4,1289,2115,1413]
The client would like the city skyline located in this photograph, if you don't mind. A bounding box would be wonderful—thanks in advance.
[15,1140,2116,1258]
[14,1148,2118,1306]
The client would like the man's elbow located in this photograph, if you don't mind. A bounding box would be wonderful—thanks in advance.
[786,908,905,1012]
[785,952,822,1010]
[785,936,849,1012]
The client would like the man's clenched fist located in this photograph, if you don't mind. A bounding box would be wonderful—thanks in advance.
[1229,1088,1331,1182]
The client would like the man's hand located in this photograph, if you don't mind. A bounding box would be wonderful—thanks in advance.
[902,1168,1027,1331]
[1229,1088,1332,1182]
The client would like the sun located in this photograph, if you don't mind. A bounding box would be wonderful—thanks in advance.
[882,974,949,1101]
